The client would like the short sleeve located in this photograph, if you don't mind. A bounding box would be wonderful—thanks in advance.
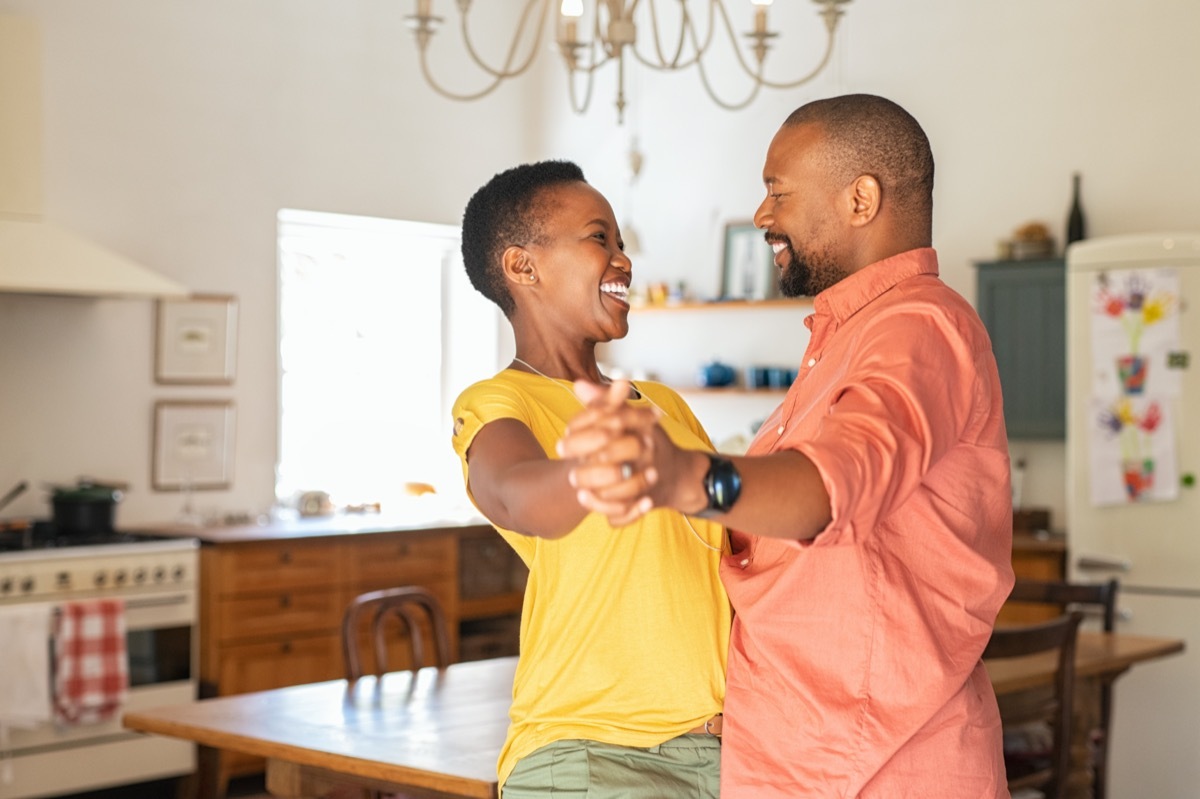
[450,378,529,462]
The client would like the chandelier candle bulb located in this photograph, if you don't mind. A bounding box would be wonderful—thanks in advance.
[752,0,770,34]
[416,0,431,18]
[560,0,582,42]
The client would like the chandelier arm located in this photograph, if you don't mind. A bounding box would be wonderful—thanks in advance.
[644,0,688,68]
[566,66,598,114]
[694,52,765,111]
[754,26,838,89]
[415,44,513,100]
[416,46,511,101]
[457,0,550,80]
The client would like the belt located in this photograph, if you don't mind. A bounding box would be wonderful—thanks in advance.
[687,714,722,737]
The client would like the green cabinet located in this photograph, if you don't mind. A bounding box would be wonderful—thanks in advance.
[975,258,1065,439]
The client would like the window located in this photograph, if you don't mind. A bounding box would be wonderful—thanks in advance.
[277,209,500,515]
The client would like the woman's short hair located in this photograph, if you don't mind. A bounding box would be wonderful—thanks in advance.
[461,160,587,317]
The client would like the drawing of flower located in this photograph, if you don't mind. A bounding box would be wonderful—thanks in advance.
[1097,398,1163,501]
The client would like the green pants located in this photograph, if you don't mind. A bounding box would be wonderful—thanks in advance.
[501,734,721,799]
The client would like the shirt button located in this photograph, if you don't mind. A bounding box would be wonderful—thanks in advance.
[777,425,785,435]
[807,357,817,367]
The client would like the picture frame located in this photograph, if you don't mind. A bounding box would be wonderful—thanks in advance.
[155,294,238,384]
[152,400,236,491]
[720,221,779,301]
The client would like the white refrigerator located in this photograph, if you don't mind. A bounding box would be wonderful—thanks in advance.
[1066,232,1200,798]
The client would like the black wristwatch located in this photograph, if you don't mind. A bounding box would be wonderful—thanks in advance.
[697,453,742,518]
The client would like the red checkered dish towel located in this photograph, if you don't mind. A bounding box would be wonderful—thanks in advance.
[53,598,129,726]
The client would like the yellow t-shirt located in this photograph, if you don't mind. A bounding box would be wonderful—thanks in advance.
[451,370,730,788]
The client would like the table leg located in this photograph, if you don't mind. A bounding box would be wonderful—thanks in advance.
[1066,674,1100,799]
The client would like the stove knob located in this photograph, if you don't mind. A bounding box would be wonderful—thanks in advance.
[133,568,147,584]
[154,566,167,582]
[56,571,71,589]
[114,570,127,586]
[94,571,108,587]
[20,577,34,593]
[0,577,12,594]
[172,565,185,582]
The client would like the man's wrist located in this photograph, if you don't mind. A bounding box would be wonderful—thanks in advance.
[695,453,742,519]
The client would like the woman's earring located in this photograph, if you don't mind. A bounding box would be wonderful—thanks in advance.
[528,274,537,282]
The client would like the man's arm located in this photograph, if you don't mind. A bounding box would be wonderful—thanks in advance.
[563,381,832,540]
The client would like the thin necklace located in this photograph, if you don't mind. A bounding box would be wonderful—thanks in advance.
[509,357,726,554]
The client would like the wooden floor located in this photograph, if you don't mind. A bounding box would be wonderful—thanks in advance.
[50,774,270,799]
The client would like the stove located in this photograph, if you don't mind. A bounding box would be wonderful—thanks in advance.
[0,522,199,798]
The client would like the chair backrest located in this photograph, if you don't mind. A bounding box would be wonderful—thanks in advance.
[985,611,1084,799]
[341,586,451,680]
[1008,578,1118,632]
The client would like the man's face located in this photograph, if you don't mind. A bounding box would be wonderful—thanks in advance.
[752,123,849,298]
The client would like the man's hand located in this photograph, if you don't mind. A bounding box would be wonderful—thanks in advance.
[559,380,662,525]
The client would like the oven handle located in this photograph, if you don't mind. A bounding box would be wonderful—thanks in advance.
[123,594,191,611]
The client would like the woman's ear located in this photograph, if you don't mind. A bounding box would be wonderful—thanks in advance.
[847,174,881,228]
[501,245,537,286]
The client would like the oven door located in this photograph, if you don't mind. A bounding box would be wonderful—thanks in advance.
[0,589,198,799]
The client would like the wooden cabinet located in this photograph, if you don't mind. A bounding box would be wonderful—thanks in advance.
[975,259,1066,439]
[195,525,464,795]
[457,527,527,662]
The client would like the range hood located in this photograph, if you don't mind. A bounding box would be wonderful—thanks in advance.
[0,14,188,300]
[0,219,189,299]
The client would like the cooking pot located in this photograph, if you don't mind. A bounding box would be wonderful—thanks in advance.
[50,481,123,532]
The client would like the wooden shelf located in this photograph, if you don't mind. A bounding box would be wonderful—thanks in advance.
[630,298,812,313]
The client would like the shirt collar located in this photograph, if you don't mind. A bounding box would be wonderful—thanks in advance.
[812,247,940,324]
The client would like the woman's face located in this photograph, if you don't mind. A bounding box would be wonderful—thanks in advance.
[522,181,632,342]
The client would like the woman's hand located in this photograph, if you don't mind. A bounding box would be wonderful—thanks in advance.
[559,380,661,525]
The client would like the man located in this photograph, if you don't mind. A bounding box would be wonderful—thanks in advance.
[561,94,1015,798]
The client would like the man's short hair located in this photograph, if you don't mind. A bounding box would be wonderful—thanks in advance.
[461,160,587,317]
[785,94,934,225]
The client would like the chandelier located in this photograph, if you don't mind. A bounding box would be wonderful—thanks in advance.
[405,0,853,123]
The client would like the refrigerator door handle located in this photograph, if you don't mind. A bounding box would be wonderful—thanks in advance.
[1076,554,1133,572]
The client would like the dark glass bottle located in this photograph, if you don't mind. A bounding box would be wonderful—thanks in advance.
[1066,172,1086,247]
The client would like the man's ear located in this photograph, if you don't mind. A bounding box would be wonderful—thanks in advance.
[847,174,881,228]
[501,245,537,286]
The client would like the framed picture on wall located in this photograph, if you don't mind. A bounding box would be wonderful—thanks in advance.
[152,400,236,491]
[155,295,238,384]
[720,221,779,300]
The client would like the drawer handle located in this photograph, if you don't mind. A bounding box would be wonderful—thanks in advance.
[398,544,410,556]
[281,641,292,654]
[280,551,292,564]
[280,594,291,608]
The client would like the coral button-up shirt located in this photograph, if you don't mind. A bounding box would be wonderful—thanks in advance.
[719,248,1014,798]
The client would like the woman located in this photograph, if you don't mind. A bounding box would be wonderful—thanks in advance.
[451,160,729,798]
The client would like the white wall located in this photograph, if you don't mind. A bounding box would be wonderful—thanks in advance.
[542,0,1200,529]
[0,0,537,524]
[2,1,1198,530]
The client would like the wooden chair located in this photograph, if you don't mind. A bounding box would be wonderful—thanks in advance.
[341,586,451,681]
[985,611,1084,799]
[1007,578,1119,799]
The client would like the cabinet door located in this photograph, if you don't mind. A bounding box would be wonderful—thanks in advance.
[976,259,1066,438]
[216,634,342,696]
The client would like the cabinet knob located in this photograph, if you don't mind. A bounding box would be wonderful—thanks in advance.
[281,641,292,654]
[280,550,292,564]
[280,594,291,608]
[397,543,410,557]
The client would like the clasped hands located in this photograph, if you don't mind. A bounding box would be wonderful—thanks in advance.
[557,379,686,526]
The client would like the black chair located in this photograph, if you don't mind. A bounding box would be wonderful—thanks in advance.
[1007,578,1119,799]
[341,586,451,680]
[986,611,1084,799]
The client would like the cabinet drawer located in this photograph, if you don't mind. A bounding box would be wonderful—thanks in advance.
[216,589,342,643]
[212,541,341,595]
[349,534,455,587]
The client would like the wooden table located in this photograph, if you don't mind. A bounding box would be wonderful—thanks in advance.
[986,631,1184,799]
[124,634,1182,799]
[125,656,518,799]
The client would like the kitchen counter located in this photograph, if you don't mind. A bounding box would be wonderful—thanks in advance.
[135,510,491,544]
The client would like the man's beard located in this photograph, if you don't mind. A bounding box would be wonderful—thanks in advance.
[778,240,845,297]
